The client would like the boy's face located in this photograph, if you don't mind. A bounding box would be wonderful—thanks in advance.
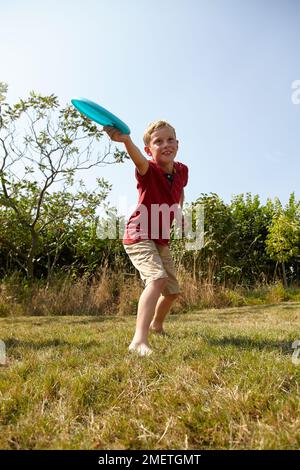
[144,126,178,167]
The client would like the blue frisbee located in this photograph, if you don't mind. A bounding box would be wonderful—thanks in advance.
[71,97,130,135]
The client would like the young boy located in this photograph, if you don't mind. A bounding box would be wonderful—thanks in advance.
[104,121,188,356]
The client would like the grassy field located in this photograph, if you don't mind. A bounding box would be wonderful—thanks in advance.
[1,302,300,450]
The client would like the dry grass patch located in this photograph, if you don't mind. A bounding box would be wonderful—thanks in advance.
[1,303,300,449]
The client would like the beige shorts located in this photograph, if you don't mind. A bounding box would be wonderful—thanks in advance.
[123,240,180,295]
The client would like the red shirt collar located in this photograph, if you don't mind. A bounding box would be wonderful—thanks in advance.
[150,160,177,175]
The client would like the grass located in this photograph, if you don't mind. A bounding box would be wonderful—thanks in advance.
[2,272,300,317]
[1,302,300,449]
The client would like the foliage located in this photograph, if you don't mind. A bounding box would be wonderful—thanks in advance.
[0,87,128,279]
[1,85,300,287]
[171,192,300,287]
[266,194,300,264]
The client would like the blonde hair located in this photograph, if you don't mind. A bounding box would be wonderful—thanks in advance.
[143,120,176,146]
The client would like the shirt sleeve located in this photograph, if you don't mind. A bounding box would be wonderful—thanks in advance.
[135,162,151,184]
[182,164,189,187]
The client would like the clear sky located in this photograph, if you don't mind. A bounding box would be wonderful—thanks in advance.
[1,0,300,213]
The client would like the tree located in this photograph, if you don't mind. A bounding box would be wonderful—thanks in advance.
[0,86,128,280]
[265,193,300,287]
[171,193,236,285]
[229,193,274,285]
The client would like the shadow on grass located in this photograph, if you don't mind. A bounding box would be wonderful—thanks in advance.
[1,316,129,326]
[174,302,300,319]
[207,335,294,356]
[241,302,300,312]
[4,337,101,351]
[177,304,280,318]
[277,303,300,311]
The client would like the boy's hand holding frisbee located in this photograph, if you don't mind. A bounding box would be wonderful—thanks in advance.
[103,125,131,143]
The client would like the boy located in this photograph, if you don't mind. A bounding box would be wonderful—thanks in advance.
[104,121,188,356]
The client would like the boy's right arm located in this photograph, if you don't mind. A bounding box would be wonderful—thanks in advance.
[103,126,149,176]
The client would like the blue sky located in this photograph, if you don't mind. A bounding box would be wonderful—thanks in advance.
[1,0,300,212]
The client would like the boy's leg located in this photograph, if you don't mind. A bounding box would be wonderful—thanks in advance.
[150,293,179,333]
[150,244,180,334]
[123,241,169,356]
[129,277,167,354]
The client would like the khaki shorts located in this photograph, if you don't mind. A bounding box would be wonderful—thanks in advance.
[124,240,180,295]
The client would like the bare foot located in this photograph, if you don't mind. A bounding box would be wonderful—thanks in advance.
[128,342,152,357]
[149,325,169,336]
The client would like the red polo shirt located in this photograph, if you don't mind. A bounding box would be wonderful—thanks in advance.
[123,160,189,246]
